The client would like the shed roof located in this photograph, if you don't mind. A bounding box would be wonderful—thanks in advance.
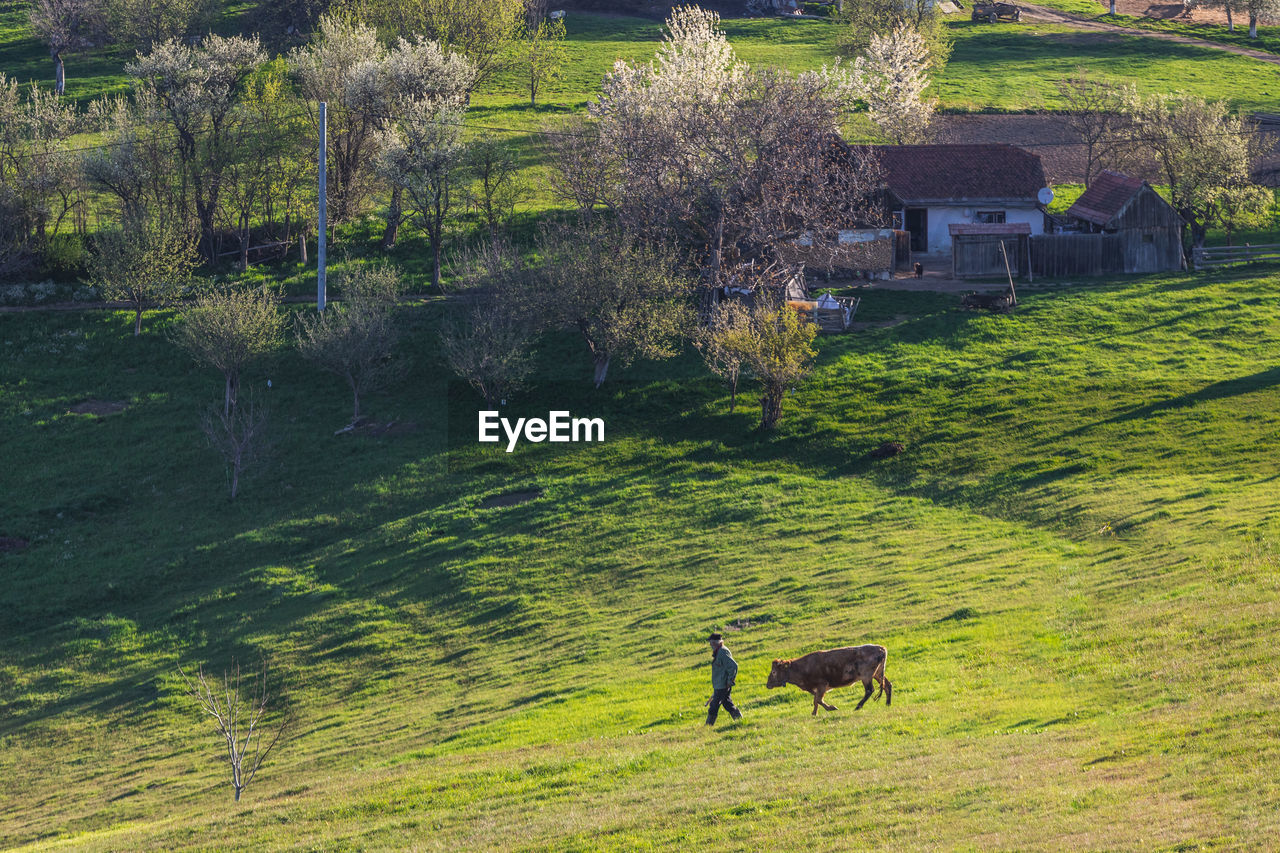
[947,223,1032,236]
[872,144,1046,204]
[1066,170,1147,226]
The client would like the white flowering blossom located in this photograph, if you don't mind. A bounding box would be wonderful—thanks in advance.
[852,24,935,145]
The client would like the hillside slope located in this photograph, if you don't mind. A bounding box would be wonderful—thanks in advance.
[3,272,1280,848]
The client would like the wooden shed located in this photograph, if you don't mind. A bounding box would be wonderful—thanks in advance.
[1061,171,1185,274]
[948,222,1030,279]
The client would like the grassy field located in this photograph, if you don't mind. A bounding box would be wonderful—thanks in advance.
[4,266,1280,847]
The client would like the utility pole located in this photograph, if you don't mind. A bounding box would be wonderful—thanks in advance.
[317,101,327,311]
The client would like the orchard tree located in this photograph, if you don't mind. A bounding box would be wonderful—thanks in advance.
[440,240,538,407]
[1201,183,1274,245]
[538,222,693,388]
[28,0,104,96]
[1057,68,1132,187]
[837,0,950,73]
[1123,91,1265,248]
[375,37,476,287]
[543,115,616,222]
[106,0,219,50]
[590,6,884,287]
[694,298,749,413]
[89,214,197,336]
[128,34,266,263]
[729,298,817,431]
[1243,0,1280,37]
[171,282,284,416]
[852,24,935,145]
[520,14,566,107]
[295,265,406,423]
[290,16,389,229]
[464,137,525,238]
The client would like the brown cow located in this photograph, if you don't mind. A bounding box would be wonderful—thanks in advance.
[766,645,891,715]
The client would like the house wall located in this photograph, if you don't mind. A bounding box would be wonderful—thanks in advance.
[1111,186,1185,273]
[906,204,1044,254]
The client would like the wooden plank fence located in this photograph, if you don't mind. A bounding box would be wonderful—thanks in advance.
[1192,243,1280,269]
[1029,233,1124,278]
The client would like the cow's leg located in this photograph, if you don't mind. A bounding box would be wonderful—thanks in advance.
[813,687,837,712]
[854,679,874,710]
[883,678,892,706]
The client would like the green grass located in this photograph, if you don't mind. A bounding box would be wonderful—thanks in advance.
[4,268,1280,847]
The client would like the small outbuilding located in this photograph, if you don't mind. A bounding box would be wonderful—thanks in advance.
[1061,170,1185,274]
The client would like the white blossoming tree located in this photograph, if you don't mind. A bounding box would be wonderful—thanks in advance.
[852,24,936,145]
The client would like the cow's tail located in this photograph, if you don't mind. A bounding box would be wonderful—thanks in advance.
[873,648,892,706]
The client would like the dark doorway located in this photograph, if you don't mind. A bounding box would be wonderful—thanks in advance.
[905,208,928,252]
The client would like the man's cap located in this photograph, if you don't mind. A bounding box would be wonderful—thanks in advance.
[708,632,723,642]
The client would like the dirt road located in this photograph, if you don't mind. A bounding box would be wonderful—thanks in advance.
[1017,2,1280,67]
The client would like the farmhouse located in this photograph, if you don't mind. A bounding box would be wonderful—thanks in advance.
[1056,170,1185,274]
[873,144,1049,257]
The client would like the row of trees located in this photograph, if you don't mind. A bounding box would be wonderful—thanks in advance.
[1058,70,1272,247]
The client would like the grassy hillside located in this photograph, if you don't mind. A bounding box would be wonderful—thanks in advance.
[4,268,1280,847]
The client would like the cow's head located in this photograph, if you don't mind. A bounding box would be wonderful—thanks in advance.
[766,659,789,689]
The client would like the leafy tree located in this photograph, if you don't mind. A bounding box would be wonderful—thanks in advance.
[1122,91,1265,249]
[694,298,749,413]
[105,0,219,50]
[538,222,693,388]
[295,265,406,423]
[171,282,284,416]
[128,35,267,264]
[28,0,105,96]
[89,214,197,336]
[727,298,817,431]
[520,15,566,107]
[82,96,180,223]
[464,137,524,238]
[343,0,523,89]
[1201,184,1274,246]
[851,24,935,145]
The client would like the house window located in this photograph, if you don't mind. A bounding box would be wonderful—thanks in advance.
[975,210,1006,224]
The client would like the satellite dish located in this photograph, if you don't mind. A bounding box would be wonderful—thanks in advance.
[1037,186,1055,206]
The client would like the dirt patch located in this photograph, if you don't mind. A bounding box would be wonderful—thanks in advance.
[68,400,128,417]
[0,536,30,553]
[479,488,543,509]
[724,614,775,631]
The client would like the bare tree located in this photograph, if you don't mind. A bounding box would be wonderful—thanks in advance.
[29,0,105,96]
[543,115,616,222]
[171,283,284,416]
[201,393,270,498]
[295,265,406,423]
[441,239,537,406]
[1057,69,1131,187]
[180,661,293,800]
[89,214,197,335]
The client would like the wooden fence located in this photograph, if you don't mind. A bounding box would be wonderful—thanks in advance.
[1192,243,1280,269]
[1029,233,1124,278]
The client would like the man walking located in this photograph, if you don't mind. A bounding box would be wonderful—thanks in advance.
[705,632,742,725]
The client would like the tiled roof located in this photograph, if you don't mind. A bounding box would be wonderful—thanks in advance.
[1066,170,1147,226]
[872,144,1046,204]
